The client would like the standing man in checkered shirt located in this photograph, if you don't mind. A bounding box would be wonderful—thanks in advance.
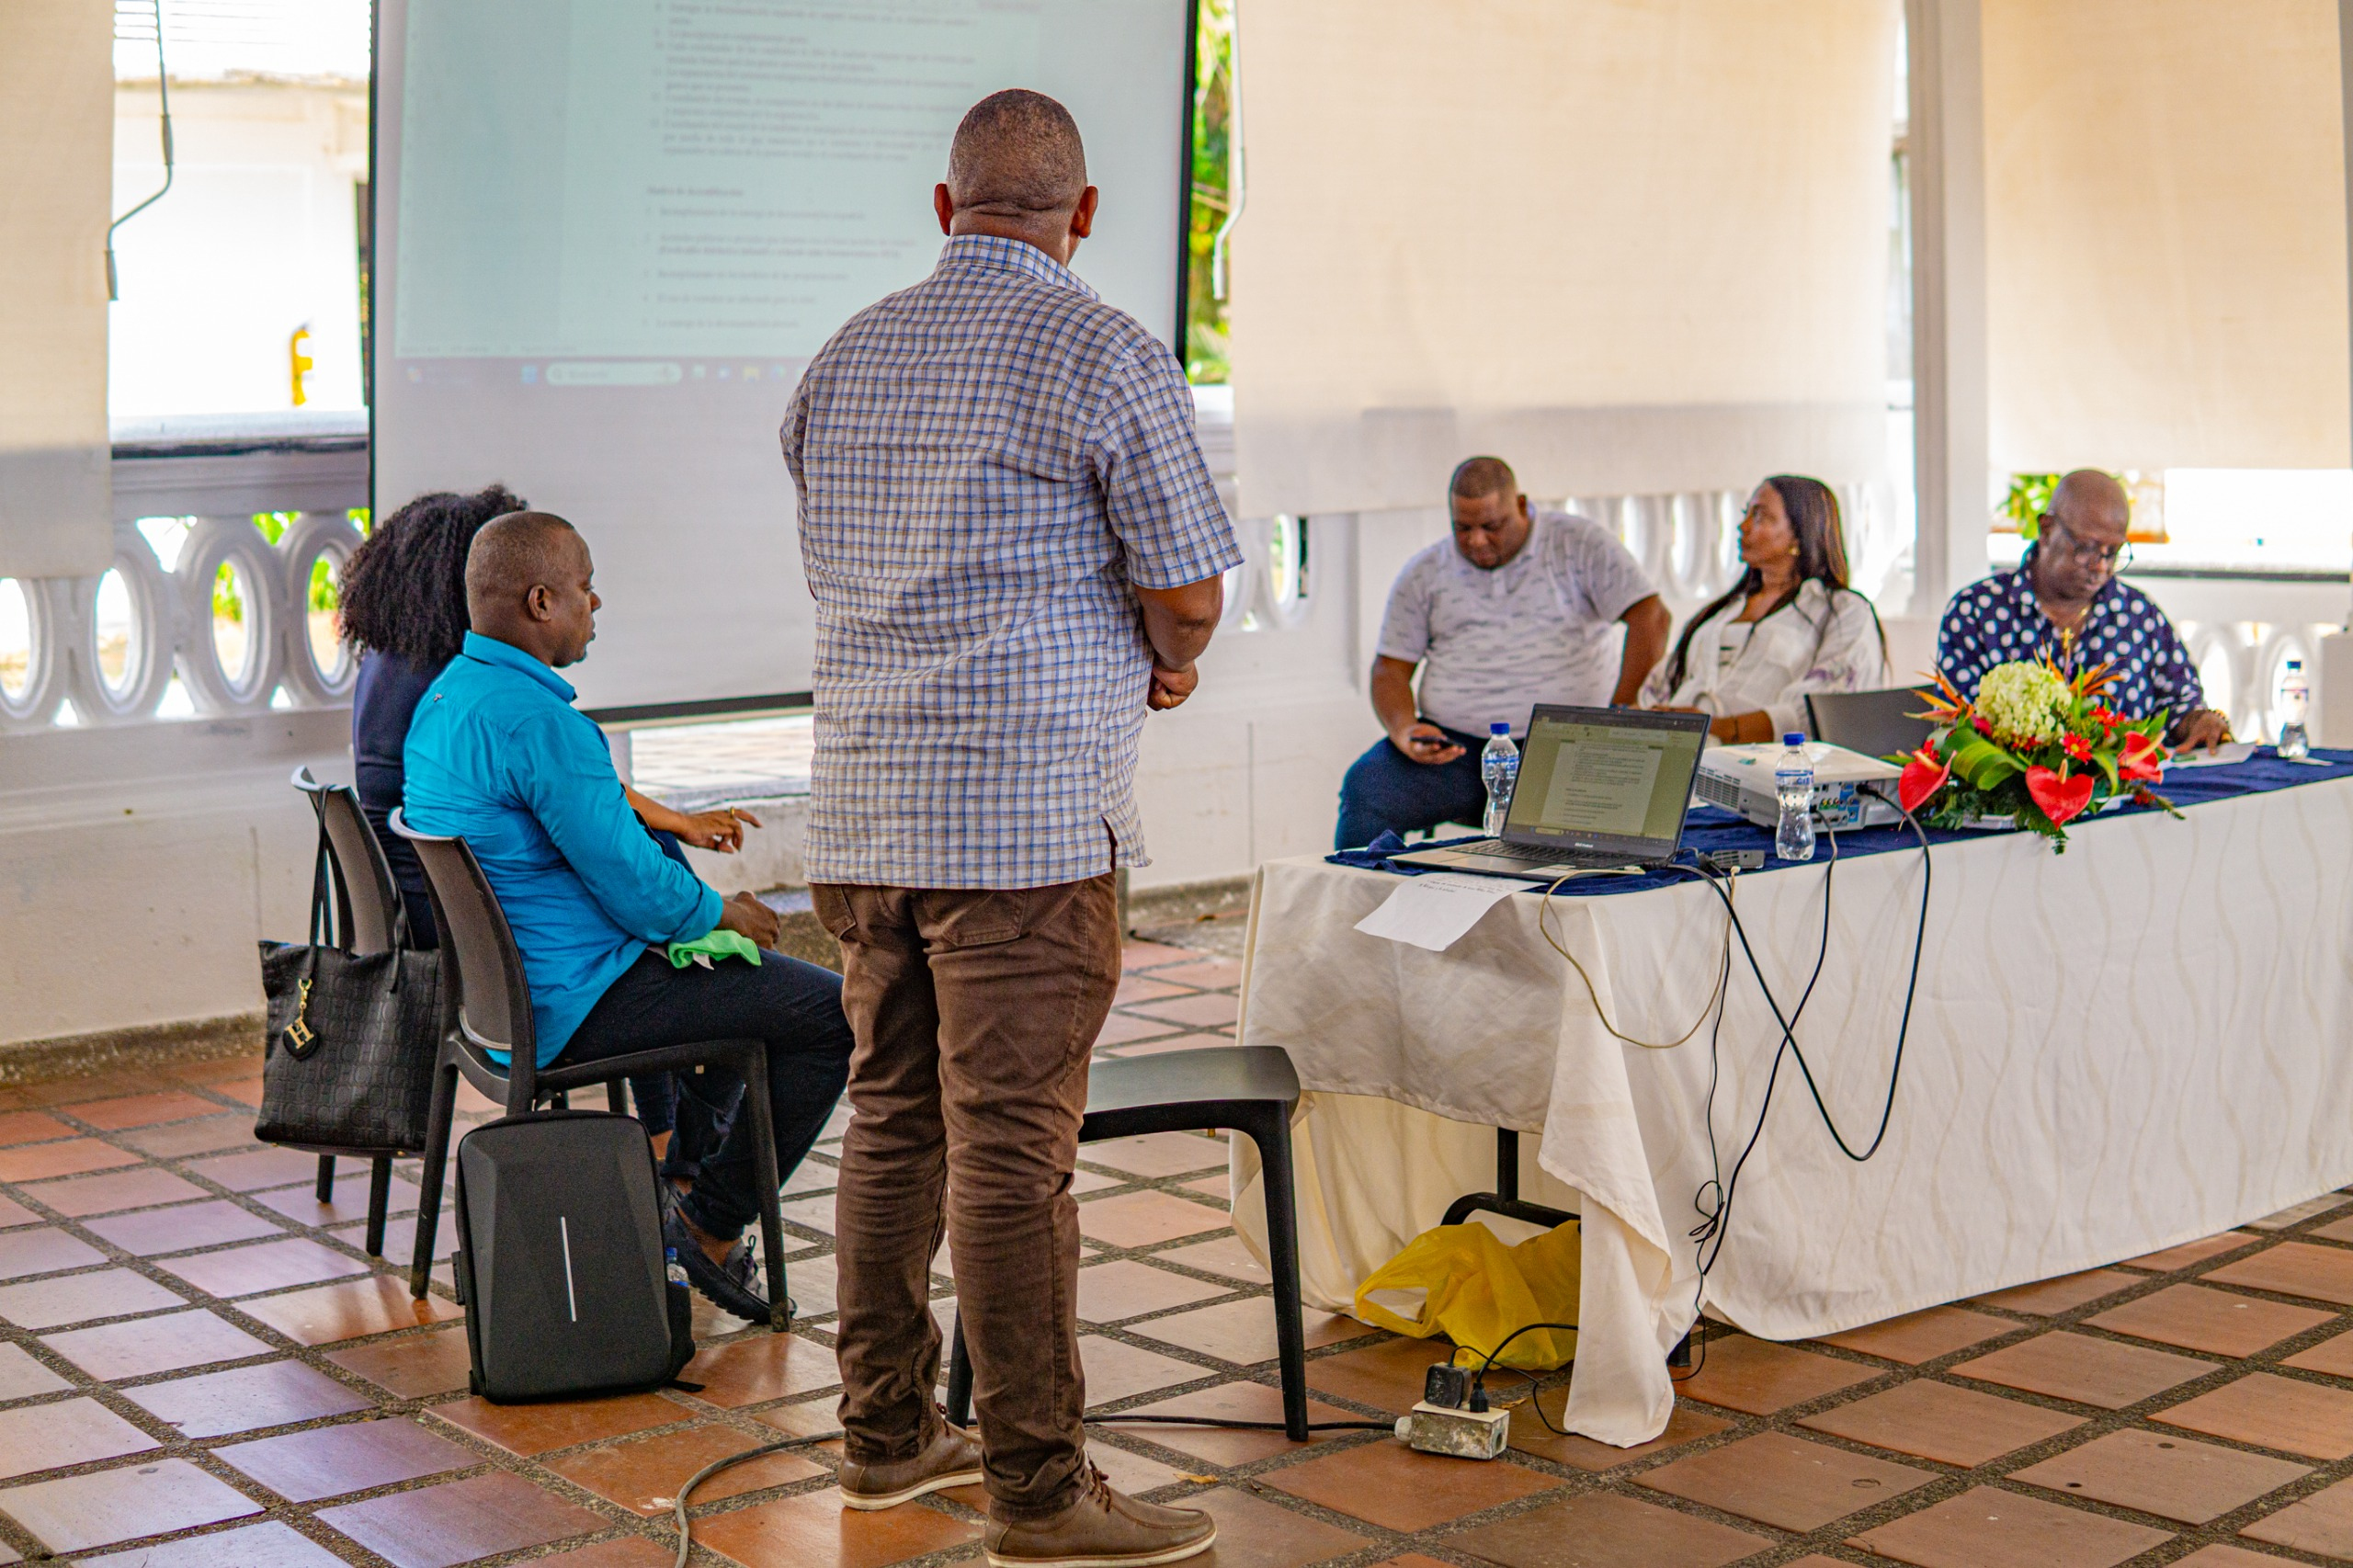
[781,90,1241,1568]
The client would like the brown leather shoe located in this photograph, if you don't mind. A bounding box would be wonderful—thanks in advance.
[836,1418,983,1511]
[984,1464,1215,1567]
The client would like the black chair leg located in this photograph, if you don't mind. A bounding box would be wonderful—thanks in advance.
[739,1046,790,1332]
[1243,1104,1312,1442]
[314,1154,335,1204]
[363,1156,392,1257]
[946,1310,973,1427]
[411,1060,459,1298]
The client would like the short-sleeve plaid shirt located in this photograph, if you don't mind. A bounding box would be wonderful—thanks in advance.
[780,235,1241,890]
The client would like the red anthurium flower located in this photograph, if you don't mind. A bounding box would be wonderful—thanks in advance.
[2026,765,2095,824]
[2062,733,2093,762]
[1972,714,1995,737]
[1897,747,1949,813]
[2119,731,2165,783]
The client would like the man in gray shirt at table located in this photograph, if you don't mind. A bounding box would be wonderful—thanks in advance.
[1336,456,1669,847]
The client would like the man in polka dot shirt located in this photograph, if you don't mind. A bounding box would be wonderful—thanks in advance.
[1935,470,2230,751]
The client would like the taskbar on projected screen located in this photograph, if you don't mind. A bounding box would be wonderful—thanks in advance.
[392,358,810,392]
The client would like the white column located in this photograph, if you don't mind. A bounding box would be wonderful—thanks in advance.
[1904,0,1991,619]
[2320,0,2353,744]
[0,0,114,578]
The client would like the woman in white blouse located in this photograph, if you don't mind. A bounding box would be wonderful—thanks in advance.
[1641,475,1889,744]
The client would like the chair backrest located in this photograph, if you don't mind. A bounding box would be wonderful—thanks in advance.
[388,810,535,1101]
[1805,687,1935,759]
[291,767,403,955]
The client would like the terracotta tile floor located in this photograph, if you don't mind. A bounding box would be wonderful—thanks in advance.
[12,941,2353,1565]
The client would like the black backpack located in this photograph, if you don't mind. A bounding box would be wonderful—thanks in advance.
[450,1109,695,1403]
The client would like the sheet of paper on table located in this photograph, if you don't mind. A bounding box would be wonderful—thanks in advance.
[1353,871,1529,952]
[2165,741,2258,769]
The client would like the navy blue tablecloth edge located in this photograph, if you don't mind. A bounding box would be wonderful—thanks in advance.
[1322,747,2353,900]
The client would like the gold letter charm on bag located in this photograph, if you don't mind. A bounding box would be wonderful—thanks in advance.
[286,978,316,1051]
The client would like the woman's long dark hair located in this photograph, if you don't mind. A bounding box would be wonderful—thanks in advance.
[1662,475,1866,693]
[339,483,527,668]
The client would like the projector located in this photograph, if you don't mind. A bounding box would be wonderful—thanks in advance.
[1695,742,1904,830]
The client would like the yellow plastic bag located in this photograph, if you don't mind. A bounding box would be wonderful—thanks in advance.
[1353,1221,1580,1371]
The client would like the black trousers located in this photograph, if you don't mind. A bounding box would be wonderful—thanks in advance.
[559,949,853,1238]
[621,832,745,1178]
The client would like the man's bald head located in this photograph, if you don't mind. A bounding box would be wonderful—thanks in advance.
[947,90,1087,221]
[465,511,578,614]
[466,511,599,668]
[2049,469,2129,532]
[1449,456,1519,506]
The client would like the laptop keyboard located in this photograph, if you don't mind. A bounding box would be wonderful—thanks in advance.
[1453,840,1644,870]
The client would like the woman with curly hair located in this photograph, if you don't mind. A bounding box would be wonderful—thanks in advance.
[341,483,529,938]
[340,484,754,1176]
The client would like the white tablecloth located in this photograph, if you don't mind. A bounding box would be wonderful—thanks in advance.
[1226,775,2353,1446]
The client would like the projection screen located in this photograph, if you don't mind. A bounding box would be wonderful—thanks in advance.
[372,0,1194,714]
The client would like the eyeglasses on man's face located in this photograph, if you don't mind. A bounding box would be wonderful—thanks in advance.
[2040,517,2131,572]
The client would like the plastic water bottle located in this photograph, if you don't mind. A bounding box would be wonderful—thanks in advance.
[1774,733,1816,862]
[665,1246,689,1290]
[1481,723,1520,836]
[2279,660,2311,759]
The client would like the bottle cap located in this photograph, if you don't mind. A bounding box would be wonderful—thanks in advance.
[1783,733,1805,746]
[1491,722,1511,735]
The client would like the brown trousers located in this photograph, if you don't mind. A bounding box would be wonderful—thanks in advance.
[812,875,1119,1521]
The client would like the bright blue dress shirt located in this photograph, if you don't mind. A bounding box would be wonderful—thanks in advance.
[402,632,722,1064]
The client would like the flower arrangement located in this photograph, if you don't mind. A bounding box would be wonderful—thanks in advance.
[1895,658,2176,848]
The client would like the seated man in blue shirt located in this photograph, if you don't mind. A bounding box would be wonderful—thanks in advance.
[404,510,853,1321]
[1937,469,2231,751]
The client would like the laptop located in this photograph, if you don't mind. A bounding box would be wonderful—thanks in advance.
[1804,687,1935,762]
[1391,705,1712,879]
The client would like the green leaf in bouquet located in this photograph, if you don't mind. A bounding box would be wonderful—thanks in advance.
[1948,733,2021,789]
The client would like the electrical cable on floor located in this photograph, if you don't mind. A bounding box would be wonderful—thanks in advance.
[667,1411,1399,1563]
[674,1433,841,1568]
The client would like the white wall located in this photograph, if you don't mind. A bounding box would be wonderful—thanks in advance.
[109,81,369,417]
[0,713,343,1049]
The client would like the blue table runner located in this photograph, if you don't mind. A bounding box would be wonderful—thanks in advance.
[1325,747,2353,898]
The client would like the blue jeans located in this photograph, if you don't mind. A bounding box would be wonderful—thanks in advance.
[1335,723,1491,849]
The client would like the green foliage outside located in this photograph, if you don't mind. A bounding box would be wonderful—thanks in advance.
[2001,474,2059,540]
[213,513,343,625]
[1186,0,1235,383]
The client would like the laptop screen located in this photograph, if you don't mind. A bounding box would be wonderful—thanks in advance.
[1504,706,1711,852]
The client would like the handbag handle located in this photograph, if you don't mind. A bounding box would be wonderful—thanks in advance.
[307,817,333,951]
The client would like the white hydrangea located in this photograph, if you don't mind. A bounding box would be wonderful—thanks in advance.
[1976,661,2068,744]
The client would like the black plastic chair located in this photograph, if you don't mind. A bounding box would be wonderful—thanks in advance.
[389,811,792,1330]
[944,1045,1311,1440]
[278,767,402,1256]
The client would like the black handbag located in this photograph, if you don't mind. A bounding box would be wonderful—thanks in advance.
[256,823,443,1152]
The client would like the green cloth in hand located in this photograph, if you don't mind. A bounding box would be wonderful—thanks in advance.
[665,928,763,969]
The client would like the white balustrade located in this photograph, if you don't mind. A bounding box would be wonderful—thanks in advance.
[2,430,2336,743]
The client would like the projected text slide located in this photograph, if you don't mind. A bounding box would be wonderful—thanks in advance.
[394,0,1176,360]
